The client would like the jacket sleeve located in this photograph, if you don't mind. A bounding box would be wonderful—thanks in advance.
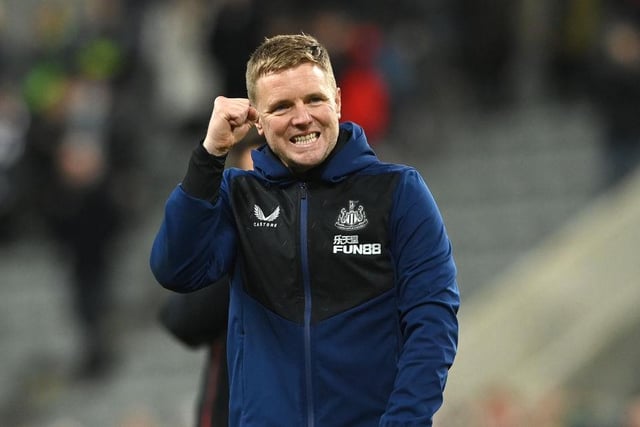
[380,169,460,427]
[149,144,237,292]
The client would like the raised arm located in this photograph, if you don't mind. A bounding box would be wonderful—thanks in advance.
[149,97,257,292]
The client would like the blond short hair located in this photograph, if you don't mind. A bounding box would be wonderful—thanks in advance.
[245,34,337,103]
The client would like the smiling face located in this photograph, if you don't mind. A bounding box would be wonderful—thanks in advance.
[253,62,341,173]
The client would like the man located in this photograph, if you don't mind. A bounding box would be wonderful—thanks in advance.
[150,34,459,427]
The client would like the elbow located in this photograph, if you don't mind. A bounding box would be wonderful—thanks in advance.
[150,258,180,291]
[149,252,213,294]
[149,250,189,292]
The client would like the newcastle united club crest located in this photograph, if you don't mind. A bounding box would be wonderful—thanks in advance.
[335,200,368,231]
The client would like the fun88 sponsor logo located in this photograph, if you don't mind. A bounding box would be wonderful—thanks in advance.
[332,235,382,255]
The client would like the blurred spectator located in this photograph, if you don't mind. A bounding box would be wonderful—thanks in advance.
[337,23,391,145]
[41,77,122,378]
[20,0,145,379]
[587,0,640,189]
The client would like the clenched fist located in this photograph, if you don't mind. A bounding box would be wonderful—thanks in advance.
[203,96,259,156]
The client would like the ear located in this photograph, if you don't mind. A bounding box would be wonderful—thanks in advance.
[335,87,342,119]
[255,118,263,135]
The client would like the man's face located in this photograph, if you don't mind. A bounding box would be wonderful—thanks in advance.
[254,63,341,173]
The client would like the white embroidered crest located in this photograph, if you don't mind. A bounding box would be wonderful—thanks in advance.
[335,200,368,231]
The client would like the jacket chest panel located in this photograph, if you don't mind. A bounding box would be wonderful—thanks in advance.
[230,174,398,322]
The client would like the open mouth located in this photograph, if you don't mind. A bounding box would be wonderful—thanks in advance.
[291,132,320,146]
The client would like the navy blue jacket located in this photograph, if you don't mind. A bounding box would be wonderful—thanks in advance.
[150,122,459,427]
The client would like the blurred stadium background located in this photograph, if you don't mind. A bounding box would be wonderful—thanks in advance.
[1,0,639,426]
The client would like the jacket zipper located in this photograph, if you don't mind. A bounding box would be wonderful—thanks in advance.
[299,182,314,427]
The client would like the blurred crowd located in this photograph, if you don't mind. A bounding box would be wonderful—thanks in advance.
[1,0,640,426]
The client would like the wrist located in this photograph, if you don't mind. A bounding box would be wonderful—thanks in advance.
[182,142,227,201]
[203,137,229,157]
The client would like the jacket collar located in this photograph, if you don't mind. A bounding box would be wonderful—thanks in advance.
[251,122,378,184]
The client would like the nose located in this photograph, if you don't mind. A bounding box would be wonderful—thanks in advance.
[290,103,312,126]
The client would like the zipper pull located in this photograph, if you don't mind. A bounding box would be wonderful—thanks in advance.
[300,182,308,199]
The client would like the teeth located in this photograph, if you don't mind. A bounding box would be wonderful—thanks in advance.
[292,133,318,145]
